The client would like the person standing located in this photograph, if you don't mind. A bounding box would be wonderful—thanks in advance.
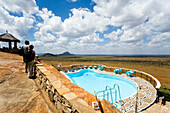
[22,40,30,73]
[27,45,35,78]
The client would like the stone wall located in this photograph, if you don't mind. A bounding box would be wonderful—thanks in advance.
[35,63,98,113]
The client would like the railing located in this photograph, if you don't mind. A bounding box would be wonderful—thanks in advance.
[59,64,161,89]
[96,84,122,108]
[104,66,161,89]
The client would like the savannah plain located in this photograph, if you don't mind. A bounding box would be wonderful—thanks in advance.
[40,55,170,100]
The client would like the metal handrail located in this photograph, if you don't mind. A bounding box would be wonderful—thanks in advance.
[113,84,122,106]
[96,84,122,107]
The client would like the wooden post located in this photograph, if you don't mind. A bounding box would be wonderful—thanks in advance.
[9,41,12,49]
[14,41,17,49]
[135,87,138,113]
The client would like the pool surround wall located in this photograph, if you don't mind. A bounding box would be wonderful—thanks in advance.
[35,63,99,113]
[61,64,159,112]
[61,64,161,89]
[36,60,159,113]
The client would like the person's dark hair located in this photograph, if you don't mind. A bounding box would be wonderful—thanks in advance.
[25,40,29,45]
[29,45,34,50]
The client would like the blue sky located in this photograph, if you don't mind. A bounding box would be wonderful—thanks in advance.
[36,0,95,21]
[0,0,170,54]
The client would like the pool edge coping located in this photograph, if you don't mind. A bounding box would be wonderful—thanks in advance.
[61,68,157,112]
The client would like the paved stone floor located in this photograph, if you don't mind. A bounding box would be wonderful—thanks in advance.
[119,76,156,113]
[63,68,170,113]
[0,52,54,113]
[87,70,157,112]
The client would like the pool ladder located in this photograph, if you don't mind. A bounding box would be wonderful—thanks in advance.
[96,84,122,108]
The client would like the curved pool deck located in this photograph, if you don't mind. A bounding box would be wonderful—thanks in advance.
[64,69,157,113]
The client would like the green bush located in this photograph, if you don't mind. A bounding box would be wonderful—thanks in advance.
[158,88,170,102]
[52,65,62,71]
[56,67,62,71]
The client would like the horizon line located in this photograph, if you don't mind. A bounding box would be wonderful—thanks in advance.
[37,53,170,56]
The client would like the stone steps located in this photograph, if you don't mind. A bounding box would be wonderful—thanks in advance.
[101,99,122,113]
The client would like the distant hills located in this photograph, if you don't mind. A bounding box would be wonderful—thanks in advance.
[59,51,74,56]
[42,53,55,57]
[42,51,74,56]
[38,52,170,57]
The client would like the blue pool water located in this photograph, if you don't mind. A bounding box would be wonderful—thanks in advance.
[66,70,137,101]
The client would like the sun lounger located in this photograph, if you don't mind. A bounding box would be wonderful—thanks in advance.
[99,66,104,71]
[62,68,68,73]
[126,70,135,77]
[79,66,84,69]
[73,66,79,71]
[114,68,121,74]
[68,68,74,72]
[118,69,121,74]
[84,66,88,69]
[114,68,118,74]
[93,66,97,69]
[89,66,92,69]
[76,66,80,70]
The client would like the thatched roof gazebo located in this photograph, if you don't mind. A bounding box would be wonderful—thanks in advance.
[0,32,20,49]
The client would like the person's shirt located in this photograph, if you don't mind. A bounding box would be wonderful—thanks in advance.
[22,45,29,54]
[28,50,35,62]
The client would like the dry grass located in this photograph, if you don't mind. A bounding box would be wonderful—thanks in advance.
[40,55,170,89]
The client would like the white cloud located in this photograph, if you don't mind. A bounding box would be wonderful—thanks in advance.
[34,31,57,43]
[67,41,100,54]
[36,8,63,33]
[79,33,104,43]
[148,32,170,47]
[32,7,109,53]
[61,8,110,38]
[67,0,78,2]
[34,8,63,43]
[31,36,69,53]
[104,29,122,41]
[1,0,170,54]
[0,0,38,40]
[93,0,128,17]
[0,0,39,15]
[92,0,170,53]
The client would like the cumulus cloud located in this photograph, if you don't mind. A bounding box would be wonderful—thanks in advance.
[0,0,39,15]
[93,0,148,29]
[67,0,78,2]
[104,29,122,41]
[34,8,63,43]
[61,8,109,38]
[0,0,38,40]
[79,33,104,43]
[148,32,170,47]
[31,36,69,53]
[92,0,170,53]
[32,7,108,53]
[1,0,170,54]
[36,8,63,32]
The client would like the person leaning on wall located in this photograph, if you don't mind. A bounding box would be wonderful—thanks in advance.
[27,45,35,79]
[22,40,30,73]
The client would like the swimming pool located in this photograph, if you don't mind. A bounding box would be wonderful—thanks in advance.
[66,70,137,104]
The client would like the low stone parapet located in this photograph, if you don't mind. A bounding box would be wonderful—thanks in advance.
[35,62,98,113]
